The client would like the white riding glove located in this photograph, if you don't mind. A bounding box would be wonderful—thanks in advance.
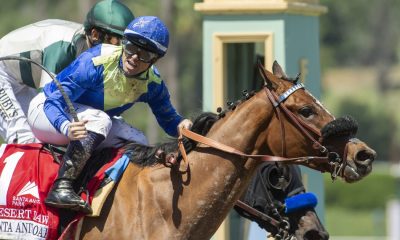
[177,119,193,132]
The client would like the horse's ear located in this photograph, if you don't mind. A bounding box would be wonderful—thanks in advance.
[257,61,277,90]
[272,60,288,79]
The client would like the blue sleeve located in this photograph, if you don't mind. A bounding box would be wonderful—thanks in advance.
[145,81,183,137]
[43,51,100,134]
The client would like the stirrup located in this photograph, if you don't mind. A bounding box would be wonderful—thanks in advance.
[71,201,93,215]
[45,187,93,214]
[45,198,93,215]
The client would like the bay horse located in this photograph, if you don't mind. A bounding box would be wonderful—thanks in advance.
[78,61,375,239]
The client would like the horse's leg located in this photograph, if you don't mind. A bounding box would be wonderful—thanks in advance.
[79,186,118,239]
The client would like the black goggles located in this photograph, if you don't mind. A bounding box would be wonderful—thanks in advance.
[122,39,158,63]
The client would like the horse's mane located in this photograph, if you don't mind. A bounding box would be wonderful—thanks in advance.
[122,112,219,167]
[123,90,261,167]
[77,112,219,186]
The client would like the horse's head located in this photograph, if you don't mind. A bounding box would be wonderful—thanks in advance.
[290,209,329,240]
[258,61,376,182]
[263,200,329,240]
[236,164,329,240]
[267,168,329,240]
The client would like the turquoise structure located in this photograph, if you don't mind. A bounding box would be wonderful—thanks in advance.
[194,1,327,239]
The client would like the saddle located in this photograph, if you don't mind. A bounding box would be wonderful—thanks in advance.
[0,143,128,240]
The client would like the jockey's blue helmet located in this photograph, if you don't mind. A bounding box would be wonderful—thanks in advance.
[123,16,169,57]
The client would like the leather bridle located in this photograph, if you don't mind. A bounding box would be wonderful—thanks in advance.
[236,199,291,239]
[176,79,348,239]
[178,73,350,180]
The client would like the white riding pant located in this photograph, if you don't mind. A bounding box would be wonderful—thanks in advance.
[28,92,148,148]
[0,61,38,143]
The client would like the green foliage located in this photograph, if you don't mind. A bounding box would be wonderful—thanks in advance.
[320,1,400,163]
[324,171,392,236]
[335,98,396,161]
[0,1,83,36]
[0,0,203,144]
[320,0,400,67]
[326,207,386,236]
[126,0,203,116]
[324,172,396,210]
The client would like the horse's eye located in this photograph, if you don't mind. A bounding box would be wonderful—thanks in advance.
[299,107,314,118]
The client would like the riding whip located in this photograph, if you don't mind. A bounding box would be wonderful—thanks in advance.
[0,56,79,122]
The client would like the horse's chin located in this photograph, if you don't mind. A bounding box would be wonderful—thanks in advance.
[343,165,363,183]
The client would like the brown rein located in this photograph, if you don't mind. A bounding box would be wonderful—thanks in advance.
[178,128,328,166]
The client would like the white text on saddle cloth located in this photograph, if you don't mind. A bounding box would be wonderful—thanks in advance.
[0,144,60,240]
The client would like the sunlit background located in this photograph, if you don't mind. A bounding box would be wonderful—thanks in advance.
[1,0,399,239]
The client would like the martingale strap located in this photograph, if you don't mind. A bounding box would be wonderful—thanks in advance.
[235,200,282,227]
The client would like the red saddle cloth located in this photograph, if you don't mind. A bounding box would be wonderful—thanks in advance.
[0,143,123,240]
[0,144,59,240]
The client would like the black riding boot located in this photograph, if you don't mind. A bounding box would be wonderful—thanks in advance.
[45,131,105,214]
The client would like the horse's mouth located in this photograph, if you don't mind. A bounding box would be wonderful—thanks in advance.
[340,139,376,183]
[343,165,360,182]
[342,161,373,183]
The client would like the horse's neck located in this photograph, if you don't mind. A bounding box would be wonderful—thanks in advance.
[207,94,273,156]
[177,94,275,236]
[92,93,277,240]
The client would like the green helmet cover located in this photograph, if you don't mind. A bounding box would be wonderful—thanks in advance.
[84,0,134,37]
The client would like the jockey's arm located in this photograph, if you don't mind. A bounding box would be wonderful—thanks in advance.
[145,80,185,137]
[43,52,96,136]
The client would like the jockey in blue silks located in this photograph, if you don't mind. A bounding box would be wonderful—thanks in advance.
[27,16,193,214]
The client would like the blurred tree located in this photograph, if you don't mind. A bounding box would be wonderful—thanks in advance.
[335,98,396,161]
[78,0,98,22]
[149,0,179,142]
[320,0,400,67]
[120,0,203,143]
[325,173,396,210]
[320,0,400,163]
[320,0,400,93]
[0,0,203,144]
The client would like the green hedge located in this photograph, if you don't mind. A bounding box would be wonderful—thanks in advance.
[324,172,397,210]
[326,207,386,236]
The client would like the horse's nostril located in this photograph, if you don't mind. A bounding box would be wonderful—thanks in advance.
[356,149,376,162]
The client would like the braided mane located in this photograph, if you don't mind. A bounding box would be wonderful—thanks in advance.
[122,112,218,167]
